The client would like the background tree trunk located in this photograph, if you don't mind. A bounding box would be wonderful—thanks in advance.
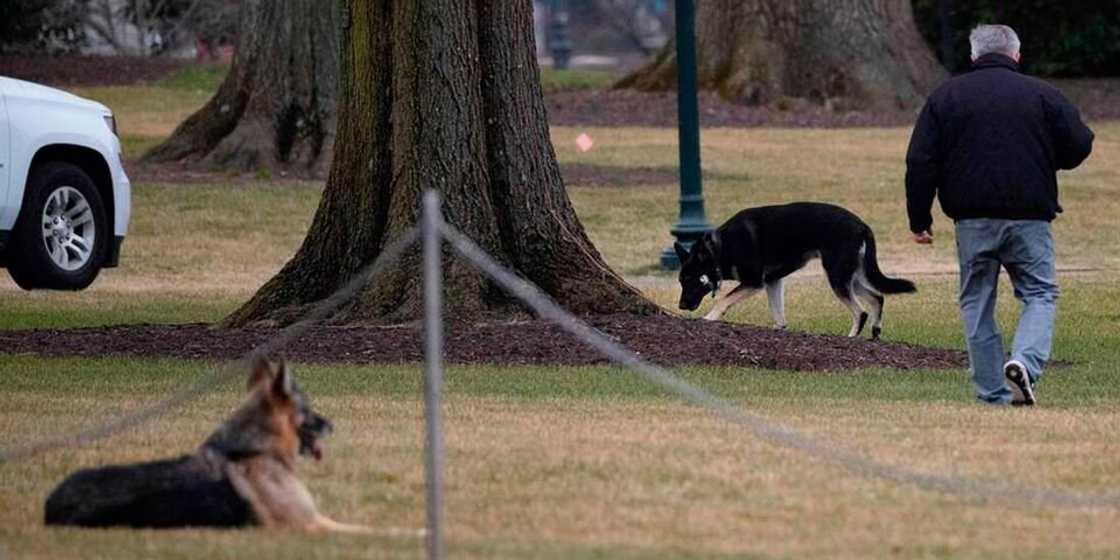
[617,0,947,110]
[141,0,338,175]
[224,0,657,327]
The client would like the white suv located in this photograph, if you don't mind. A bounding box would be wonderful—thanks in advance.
[0,77,131,290]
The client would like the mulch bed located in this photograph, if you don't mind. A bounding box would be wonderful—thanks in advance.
[0,55,187,87]
[0,314,966,371]
[546,81,1120,127]
[547,89,921,128]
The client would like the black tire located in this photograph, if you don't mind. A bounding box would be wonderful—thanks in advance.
[7,162,109,290]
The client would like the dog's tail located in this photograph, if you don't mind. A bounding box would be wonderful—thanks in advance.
[862,230,917,294]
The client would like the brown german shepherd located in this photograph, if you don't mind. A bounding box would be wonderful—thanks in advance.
[44,357,368,532]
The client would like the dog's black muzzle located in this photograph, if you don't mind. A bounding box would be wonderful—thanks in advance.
[678,292,704,311]
[298,413,333,461]
[678,275,720,311]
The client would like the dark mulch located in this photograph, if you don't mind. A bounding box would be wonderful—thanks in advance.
[546,83,1120,128]
[0,314,966,371]
[547,89,921,128]
[0,55,186,87]
[1049,79,1120,121]
[122,159,318,185]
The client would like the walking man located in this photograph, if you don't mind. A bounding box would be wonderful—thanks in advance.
[905,24,1094,405]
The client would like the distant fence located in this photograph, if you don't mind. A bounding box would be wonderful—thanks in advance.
[2,191,1118,560]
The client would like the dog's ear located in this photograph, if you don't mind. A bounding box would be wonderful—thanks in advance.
[271,359,295,403]
[704,230,720,257]
[247,355,275,392]
[674,242,689,263]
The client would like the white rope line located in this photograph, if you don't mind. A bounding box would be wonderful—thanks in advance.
[0,228,420,462]
[440,220,1120,510]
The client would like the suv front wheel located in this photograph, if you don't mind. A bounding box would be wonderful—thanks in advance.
[7,161,109,290]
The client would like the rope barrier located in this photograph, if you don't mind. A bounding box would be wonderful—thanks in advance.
[4,207,1117,511]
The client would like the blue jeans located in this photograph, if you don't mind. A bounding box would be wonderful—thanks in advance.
[955,219,1059,404]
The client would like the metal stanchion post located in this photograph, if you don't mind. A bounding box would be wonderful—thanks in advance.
[422,191,446,560]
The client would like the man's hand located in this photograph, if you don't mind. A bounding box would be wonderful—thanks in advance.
[912,230,934,244]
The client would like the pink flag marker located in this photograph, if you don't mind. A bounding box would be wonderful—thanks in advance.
[575,132,594,152]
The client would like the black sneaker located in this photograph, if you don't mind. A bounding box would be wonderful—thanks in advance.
[1004,360,1036,406]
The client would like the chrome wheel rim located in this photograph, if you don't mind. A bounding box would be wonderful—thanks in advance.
[40,186,96,271]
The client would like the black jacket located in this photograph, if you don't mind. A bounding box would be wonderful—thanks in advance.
[905,54,1094,233]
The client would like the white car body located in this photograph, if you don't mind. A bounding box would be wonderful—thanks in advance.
[0,76,131,274]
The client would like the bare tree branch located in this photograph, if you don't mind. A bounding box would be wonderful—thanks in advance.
[81,0,128,53]
[592,0,668,55]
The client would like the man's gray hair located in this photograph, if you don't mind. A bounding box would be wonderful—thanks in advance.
[970,24,1021,60]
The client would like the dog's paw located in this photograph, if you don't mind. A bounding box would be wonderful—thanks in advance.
[871,326,882,341]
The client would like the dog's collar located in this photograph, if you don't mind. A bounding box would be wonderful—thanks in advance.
[200,442,263,463]
[700,270,722,298]
[701,231,723,297]
[197,445,235,479]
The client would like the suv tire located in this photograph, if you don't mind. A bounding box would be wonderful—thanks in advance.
[7,162,109,290]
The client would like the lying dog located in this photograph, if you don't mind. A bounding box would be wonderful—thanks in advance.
[675,202,916,339]
[44,357,367,532]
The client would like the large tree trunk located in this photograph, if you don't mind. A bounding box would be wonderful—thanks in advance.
[617,0,947,110]
[224,0,657,327]
[141,0,338,176]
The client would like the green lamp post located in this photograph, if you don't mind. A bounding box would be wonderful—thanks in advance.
[660,0,712,270]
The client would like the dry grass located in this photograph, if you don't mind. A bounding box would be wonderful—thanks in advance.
[70,84,215,159]
[3,369,1119,559]
[0,181,321,326]
[119,182,320,289]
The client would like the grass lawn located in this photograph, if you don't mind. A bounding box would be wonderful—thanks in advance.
[1,66,1119,559]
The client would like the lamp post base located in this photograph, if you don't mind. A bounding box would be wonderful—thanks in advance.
[660,221,712,270]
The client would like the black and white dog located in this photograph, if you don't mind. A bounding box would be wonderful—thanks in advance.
[674,202,916,340]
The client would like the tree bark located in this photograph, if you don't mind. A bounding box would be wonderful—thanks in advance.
[141,0,338,176]
[223,0,657,327]
[616,0,947,110]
